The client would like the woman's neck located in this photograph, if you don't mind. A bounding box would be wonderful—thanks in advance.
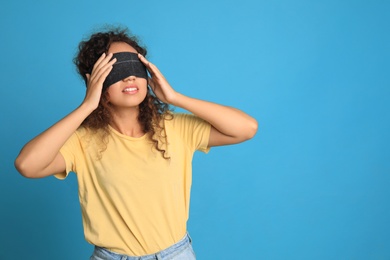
[109,107,145,138]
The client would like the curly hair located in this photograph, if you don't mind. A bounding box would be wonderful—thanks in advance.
[74,25,172,159]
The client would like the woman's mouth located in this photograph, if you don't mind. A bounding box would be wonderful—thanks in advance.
[122,86,139,94]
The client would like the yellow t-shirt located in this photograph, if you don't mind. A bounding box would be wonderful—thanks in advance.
[56,113,211,256]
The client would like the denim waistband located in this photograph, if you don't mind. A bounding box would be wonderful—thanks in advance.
[92,233,192,260]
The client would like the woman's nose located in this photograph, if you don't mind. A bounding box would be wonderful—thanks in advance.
[123,75,136,81]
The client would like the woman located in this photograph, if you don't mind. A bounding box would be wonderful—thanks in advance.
[15,26,258,260]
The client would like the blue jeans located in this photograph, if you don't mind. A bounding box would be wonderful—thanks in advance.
[90,233,196,260]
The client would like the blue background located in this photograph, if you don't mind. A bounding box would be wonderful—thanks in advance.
[1,0,389,259]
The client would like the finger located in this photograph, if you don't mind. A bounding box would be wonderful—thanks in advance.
[91,53,114,77]
[138,53,149,65]
[90,57,116,84]
[138,54,157,76]
[91,53,107,72]
[86,73,91,81]
[147,77,155,90]
[97,52,113,67]
[148,62,164,79]
[93,65,115,89]
[94,69,113,88]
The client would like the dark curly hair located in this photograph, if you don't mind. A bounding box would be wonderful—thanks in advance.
[74,25,172,159]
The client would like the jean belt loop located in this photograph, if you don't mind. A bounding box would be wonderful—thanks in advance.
[155,253,162,260]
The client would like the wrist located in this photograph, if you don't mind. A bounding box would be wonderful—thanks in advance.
[169,92,186,107]
[78,101,97,115]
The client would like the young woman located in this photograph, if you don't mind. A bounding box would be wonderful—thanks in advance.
[15,26,258,260]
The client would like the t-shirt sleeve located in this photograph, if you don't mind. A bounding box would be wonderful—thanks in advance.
[173,113,211,153]
[54,130,83,180]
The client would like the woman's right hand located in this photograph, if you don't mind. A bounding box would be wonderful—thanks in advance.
[15,53,117,179]
[83,53,117,110]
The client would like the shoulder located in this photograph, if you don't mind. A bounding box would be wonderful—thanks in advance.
[69,126,107,144]
[71,126,92,140]
[163,113,211,152]
[75,126,88,135]
[164,112,211,136]
[164,112,208,126]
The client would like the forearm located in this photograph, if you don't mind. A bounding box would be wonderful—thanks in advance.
[137,54,258,145]
[172,93,258,140]
[15,103,94,177]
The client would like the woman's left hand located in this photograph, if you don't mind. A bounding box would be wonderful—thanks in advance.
[138,54,258,147]
[138,54,179,105]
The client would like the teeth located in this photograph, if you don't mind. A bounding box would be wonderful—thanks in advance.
[123,87,137,92]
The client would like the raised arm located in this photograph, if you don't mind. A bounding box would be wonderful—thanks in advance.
[15,53,116,178]
[138,54,258,147]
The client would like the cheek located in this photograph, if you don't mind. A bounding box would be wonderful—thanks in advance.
[138,78,149,96]
[106,82,121,96]
[138,78,148,88]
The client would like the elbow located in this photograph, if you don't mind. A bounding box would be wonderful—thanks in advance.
[243,118,258,141]
[231,119,258,144]
[14,157,37,178]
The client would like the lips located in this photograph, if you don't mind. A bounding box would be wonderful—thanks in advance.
[122,85,139,93]
[123,87,138,92]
